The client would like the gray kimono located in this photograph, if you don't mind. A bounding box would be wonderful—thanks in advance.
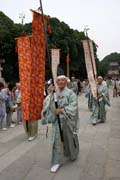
[0,89,7,128]
[41,87,79,165]
[90,82,110,124]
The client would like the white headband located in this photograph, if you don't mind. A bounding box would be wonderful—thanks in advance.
[97,76,103,79]
[57,75,66,80]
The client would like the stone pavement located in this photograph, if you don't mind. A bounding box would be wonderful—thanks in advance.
[0,93,120,180]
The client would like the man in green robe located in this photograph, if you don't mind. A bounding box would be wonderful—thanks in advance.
[41,75,79,173]
[90,76,110,125]
[85,84,93,112]
[70,77,78,95]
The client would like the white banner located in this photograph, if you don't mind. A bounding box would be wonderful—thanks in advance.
[51,48,60,86]
[89,40,97,78]
[83,40,97,97]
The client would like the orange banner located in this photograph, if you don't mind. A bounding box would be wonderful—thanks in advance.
[17,11,46,121]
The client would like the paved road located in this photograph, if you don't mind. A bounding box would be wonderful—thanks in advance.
[0,93,120,180]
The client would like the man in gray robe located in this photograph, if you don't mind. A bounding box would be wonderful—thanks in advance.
[90,76,110,125]
[41,75,79,173]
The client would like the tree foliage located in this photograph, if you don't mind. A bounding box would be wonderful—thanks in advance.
[99,52,120,77]
[0,11,99,82]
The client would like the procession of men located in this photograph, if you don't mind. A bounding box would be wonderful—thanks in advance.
[1,72,118,173]
[0,1,120,178]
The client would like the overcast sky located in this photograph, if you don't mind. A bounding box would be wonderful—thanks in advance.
[1,0,120,60]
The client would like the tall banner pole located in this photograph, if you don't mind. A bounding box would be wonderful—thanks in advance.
[51,48,60,86]
[39,0,63,142]
[39,0,50,63]
[89,40,97,78]
[84,28,97,79]
[83,40,97,98]
[66,54,70,78]
[82,28,97,98]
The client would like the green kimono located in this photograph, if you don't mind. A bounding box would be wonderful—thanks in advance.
[90,82,110,124]
[70,82,78,95]
[41,87,79,165]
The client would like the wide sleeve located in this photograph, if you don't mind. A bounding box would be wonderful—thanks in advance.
[41,95,56,125]
[101,86,110,106]
[63,91,79,132]
[101,85,108,96]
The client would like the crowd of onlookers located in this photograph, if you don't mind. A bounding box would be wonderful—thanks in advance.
[0,82,21,131]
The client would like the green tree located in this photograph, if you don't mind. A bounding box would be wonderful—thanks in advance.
[0,11,99,82]
[99,52,120,77]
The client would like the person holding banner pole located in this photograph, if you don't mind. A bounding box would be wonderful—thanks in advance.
[90,76,110,125]
[39,0,79,172]
[41,75,79,173]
